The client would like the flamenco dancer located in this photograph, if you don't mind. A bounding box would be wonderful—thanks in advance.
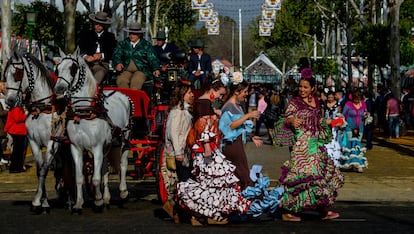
[177,79,250,226]
[276,69,344,221]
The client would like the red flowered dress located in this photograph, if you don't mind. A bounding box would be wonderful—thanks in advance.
[177,99,249,221]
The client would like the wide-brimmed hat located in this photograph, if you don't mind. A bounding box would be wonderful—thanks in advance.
[153,31,166,40]
[191,39,206,48]
[89,11,112,25]
[123,23,145,34]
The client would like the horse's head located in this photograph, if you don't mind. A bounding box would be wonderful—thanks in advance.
[55,48,97,100]
[4,51,29,108]
[54,48,81,97]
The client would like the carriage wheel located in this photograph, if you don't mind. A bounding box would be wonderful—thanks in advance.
[156,146,169,203]
[154,144,164,202]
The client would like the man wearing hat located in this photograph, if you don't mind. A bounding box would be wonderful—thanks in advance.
[188,39,212,90]
[112,22,160,93]
[152,31,178,71]
[79,11,116,84]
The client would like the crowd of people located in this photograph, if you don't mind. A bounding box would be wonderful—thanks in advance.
[2,10,414,226]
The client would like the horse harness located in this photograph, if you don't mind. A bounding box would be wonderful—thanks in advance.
[56,56,123,139]
[8,53,55,118]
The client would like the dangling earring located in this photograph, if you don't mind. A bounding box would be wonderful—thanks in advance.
[210,92,215,100]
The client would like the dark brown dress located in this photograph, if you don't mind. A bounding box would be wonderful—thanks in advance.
[220,102,254,190]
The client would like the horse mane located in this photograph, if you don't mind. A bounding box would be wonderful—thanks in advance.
[76,54,97,96]
[25,53,55,90]
[3,59,12,80]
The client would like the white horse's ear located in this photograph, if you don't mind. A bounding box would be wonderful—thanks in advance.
[12,50,19,60]
[73,47,80,57]
[59,48,66,58]
[4,48,11,60]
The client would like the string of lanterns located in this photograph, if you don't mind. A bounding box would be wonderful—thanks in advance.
[259,0,281,36]
[191,0,220,35]
[190,0,282,36]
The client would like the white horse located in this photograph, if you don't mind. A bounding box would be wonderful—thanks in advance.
[4,51,63,213]
[54,48,131,212]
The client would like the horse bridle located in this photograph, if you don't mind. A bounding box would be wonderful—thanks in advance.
[6,54,36,104]
[57,56,86,94]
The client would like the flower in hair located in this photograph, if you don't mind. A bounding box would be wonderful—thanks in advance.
[231,71,243,85]
[301,68,313,79]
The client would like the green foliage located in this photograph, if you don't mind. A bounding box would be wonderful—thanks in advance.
[400,37,414,66]
[12,2,65,49]
[354,24,390,67]
[311,57,337,77]
[400,0,414,66]
[164,0,197,50]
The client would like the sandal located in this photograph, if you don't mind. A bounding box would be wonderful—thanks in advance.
[282,213,301,222]
[162,201,174,219]
[321,211,340,220]
[191,218,204,226]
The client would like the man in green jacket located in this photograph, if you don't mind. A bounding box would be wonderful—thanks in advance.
[112,22,160,90]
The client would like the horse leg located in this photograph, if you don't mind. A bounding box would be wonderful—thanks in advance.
[40,142,58,213]
[102,171,111,206]
[40,165,50,213]
[119,147,129,200]
[101,155,111,206]
[91,147,104,208]
[30,142,44,209]
[71,145,84,211]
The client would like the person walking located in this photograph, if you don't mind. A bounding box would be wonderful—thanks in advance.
[386,92,401,138]
[363,91,375,150]
[160,80,194,222]
[339,89,368,173]
[265,89,280,144]
[0,81,9,165]
[79,11,117,84]
[277,70,344,221]
[324,91,343,166]
[254,90,268,136]
[4,106,27,173]
[219,74,263,190]
[177,79,249,226]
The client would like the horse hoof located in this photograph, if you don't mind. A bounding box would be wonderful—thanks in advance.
[30,205,43,215]
[93,204,104,213]
[71,208,82,215]
[118,197,129,208]
[120,191,129,200]
[43,207,51,214]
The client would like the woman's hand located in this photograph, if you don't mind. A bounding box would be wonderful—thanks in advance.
[289,117,302,129]
[249,110,260,119]
[252,136,263,147]
[213,108,222,116]
[326,118,332,126]
[175,154,184,161]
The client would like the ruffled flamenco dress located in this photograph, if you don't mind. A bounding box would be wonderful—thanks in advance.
[177,141,250,222]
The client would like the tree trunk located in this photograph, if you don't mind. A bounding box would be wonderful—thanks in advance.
[64,0,77,52]
[368,61,374,95]
[388,0,404,98]
[1,0,12,74]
